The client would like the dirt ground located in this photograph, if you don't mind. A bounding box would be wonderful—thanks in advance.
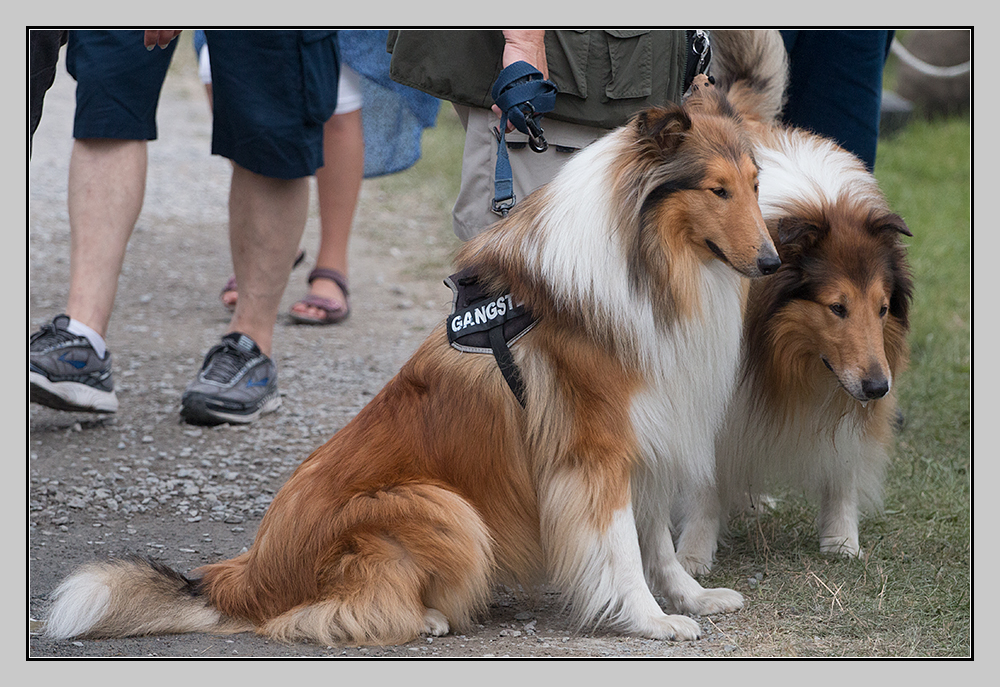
[26,37,755,662]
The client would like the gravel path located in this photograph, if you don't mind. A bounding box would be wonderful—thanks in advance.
[27,38,747,659]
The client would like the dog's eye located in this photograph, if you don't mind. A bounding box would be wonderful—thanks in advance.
[829,303,847,318]
[753,181,759,195]
[711,187,729,199]
[879,304,889,317]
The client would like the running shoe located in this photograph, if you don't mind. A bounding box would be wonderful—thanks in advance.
[29,314,118,413]
[180,332,280,425]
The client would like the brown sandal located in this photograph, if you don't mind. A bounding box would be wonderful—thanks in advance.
[288,268,350,325]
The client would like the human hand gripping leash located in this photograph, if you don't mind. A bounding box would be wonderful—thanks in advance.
[489,61,558,217]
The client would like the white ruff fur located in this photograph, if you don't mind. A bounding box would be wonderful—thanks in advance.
[520,131,670,368]
[630,260,745,606]
[756,128,881,220]
[521,131,746,506]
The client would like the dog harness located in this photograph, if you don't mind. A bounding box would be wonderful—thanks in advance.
[445,266,537,407]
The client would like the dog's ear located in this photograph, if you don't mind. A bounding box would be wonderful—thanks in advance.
[866,212,914,325]
[867,212,913,238]
[636,105,692,157]
[775,217,828,262]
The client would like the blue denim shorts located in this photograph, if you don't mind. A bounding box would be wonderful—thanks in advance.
[66,30,340,179]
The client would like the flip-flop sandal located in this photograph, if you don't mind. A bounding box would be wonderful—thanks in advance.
[289,268,351,325]
[221,249,306,312]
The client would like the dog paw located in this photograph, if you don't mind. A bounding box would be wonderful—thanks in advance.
[421,608,450,636]
[819,537,862,558]
[631,613,702,641]
[686,587,744,616]
[677,551,714,578]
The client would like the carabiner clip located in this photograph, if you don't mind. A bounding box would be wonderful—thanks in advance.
[525,116,548,153]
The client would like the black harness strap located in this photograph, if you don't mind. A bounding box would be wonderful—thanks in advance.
[488,324,527,408]
[445,267,536,408]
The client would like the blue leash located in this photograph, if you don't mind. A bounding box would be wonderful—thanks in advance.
[490,61,558,217]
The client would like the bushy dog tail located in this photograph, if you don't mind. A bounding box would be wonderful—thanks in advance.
[254,483,497,646]
[709,29,789,123]
[44,555,250,640]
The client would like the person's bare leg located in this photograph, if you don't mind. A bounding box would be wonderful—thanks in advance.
[227,163,309,356]
[290,109,362,320]
[65,138,147,338]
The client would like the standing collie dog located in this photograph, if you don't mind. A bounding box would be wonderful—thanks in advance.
[674,31,914,576]
[44,64,784,645]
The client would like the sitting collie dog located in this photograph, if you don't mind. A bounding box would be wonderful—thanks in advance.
[674,31,914,576]
[44,49,785,646]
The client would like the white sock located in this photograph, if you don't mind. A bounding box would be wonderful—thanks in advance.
[66,318,108,360]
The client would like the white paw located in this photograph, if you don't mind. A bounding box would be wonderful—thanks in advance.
[820,537,862,558]
[677,551,714,578]
[421,608,450,636]
[686,587,744,616]
[631,613,702,641]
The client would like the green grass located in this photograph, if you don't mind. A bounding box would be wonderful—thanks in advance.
[879,117,972,479]
[872,116,971,655]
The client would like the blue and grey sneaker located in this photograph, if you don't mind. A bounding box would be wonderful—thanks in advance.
[29,314,118,413]
[180,332,281,425]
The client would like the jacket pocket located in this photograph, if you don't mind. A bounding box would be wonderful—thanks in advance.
[604,30,651,100]
[547,30,591,99]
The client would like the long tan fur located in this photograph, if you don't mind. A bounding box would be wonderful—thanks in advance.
[45,34,788,646]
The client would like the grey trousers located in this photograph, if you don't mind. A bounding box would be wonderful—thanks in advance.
[451,104,608,241]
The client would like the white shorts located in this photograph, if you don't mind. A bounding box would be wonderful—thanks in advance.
[333,64,362,115]
[198,43,361,115]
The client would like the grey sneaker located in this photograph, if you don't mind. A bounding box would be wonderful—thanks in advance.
[180,332,280,425]
[29,314,118,413]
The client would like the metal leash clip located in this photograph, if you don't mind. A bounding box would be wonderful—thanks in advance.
[521,103,549,153]
[683,29,714,95]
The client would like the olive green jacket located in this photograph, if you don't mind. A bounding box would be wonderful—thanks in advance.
[387,30,688,130]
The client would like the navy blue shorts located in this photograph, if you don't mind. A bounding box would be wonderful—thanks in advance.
[66,30,339,179]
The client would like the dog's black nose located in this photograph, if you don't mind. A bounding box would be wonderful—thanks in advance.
[757,253,781,275]
[862,376,889,400]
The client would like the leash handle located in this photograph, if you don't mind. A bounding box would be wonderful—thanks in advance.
[490,61,558,217]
